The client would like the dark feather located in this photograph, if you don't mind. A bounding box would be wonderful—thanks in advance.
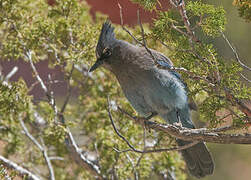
[96,20,116,58]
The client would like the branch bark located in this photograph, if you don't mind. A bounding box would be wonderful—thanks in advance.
[146,121,251,144]
[118,106,251,144]
[0,155,41,180]
[107,103,199,153]
[19,118,55,180]
[64,126,103,179]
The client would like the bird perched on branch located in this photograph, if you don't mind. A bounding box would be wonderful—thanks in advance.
[90,21,214,178]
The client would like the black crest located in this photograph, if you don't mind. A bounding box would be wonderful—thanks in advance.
[96,20,116,58]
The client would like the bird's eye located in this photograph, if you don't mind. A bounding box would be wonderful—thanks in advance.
[102,48,111,58]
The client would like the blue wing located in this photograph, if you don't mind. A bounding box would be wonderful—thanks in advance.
[156,59,182,80]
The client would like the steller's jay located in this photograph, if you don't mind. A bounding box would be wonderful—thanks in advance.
[90,21,214,178]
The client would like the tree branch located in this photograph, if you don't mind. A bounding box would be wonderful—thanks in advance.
[221,32,251,72]
[64,127,103,179]
[4,66,18,82]
[0,155,41,180]
[117,106,251,144]
[118,3,143,45]
[19,118,55,180]
[107,101,199,154]
[125,153,139,180]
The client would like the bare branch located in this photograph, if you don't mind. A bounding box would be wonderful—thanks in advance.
[171,23,189,37]
[221,32,251,72]
[49,157,64,161]
[64,127,103,179]
[61,63,74,113]
[240,73,251,83]
[26,51,48,94]
[125,153,139,180]
[224,88,251,119]
[137,10,157,61]
[19,118,43,151]
[4,66,18,81]
[28,80,64,93]
[135,128,146,167]
[40,138,55,180]
[0,155,41,180]
[176,0,197,42]
[117,106,251,144]
[26,50,59,116]
[118,3,143,45]
[19,118,55,180]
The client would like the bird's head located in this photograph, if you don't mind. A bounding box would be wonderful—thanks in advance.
[89,20,117,72]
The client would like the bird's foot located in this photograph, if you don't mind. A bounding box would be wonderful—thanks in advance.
[173,122,183,127]
[145,112,158,120]
[136,112,157,131]
[175,110,183,127]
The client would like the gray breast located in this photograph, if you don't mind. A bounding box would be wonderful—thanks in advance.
[114,65,187,117]
[114,66,154,117]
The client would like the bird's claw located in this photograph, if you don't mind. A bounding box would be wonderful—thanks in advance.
[136,112,157,132]
[173,122,183,127]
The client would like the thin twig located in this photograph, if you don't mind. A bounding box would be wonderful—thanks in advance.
[49,157,64,161]
[137,10,157,61]
[4,66,18,81]
[221,32,251,72]
[125,154,139,180]
[19,118,43,151]
[176,0,197,42]
[28,80,64,93]
[118,3,142,45]
[26,51,48,93]
[240,73,251,83]
[65,127,103,178]
[61,63,74,113]
[27,51,59,116]
[19,118,55,180]
[210,125,235,133]
[136,128,146,167]
[171,23,189,37]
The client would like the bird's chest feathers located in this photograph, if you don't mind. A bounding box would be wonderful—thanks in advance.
[114,67,188,116]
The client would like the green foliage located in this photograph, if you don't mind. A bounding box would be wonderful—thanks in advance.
[0,164,17,179]
[131,0,157,10]
[0,0,250,179]
[187,1,226,37]
[140,0,249,128]
[0,80,33,154]
[233,0,251,22]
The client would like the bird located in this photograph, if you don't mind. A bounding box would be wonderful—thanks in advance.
[89,21,214,178]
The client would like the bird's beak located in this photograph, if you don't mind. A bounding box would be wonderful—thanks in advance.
[89,58,103,72]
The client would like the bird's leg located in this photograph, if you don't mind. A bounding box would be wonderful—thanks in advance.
[145,112,158,120]
[174,110,183,127]
[136,112,158,131]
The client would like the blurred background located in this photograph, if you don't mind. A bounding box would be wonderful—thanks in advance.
[1,0,251,179]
